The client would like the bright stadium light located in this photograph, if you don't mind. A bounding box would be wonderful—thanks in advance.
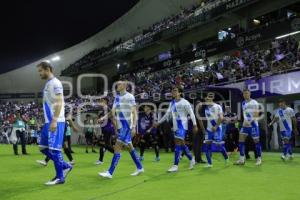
[44,60,51,63]
[275,31,300,40]
[51,56,60,61]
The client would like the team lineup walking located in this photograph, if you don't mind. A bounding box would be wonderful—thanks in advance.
[1,1,300,199]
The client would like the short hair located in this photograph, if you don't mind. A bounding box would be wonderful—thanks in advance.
[37,62,53,72]
[206,92,215,99]
[173,85,184,94]
[243,88,250,92]
[278,98,286,103]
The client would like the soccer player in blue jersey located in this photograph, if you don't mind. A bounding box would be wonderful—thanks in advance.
[199,92,228,168]
[268,99,298,160]
[98,80,144,179]
[155,86,198,172]
[137,105,160,162]
[37,62,73,186]
[235,89,262,166]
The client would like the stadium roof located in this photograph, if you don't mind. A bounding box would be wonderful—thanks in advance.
[0,0,197,73]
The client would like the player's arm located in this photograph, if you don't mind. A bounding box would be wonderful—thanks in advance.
[268,115,279,127]
[212,108,224,132]
[155,105,171,127]
[131,105,137,136]
[186,103,198,134]
[50,93,63,132]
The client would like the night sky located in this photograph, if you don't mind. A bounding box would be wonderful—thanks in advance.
[0,0,139,73]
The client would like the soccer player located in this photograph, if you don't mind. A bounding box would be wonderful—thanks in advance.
[137,105,160,162]
[37,62,72,185]
[98,80,144,179]
[155,86,198,172]
[37,111,78,166]
[268,99,298,160]
[235,89,262,166]
[95,98,115,165]
[198,93,228,168]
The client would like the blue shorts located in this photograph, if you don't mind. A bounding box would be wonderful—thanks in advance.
[174,129,187,140]
[205,129,224,144]
[280,131,291,140]
[240,126,260,139]
[117,127,132,145]
[39,122,65,151]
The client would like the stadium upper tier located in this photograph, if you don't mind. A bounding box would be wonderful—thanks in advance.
[0,0,199,93]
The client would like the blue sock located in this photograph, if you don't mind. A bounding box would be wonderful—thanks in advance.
[288,144,293,155]
[108,153,121,175]
[283,143,289,156]
[220,145,228,160]
[174,145,182,165]
[51,150,65,181]
[130,150,143,170]
[255,143,262,157]
[205,143,212,165]
[182,145,193,161]
[41,149,53,160]
[239,142,245,157]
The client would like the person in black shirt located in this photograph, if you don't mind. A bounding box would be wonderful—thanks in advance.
[95,98,115,165]
[223,106,238,153]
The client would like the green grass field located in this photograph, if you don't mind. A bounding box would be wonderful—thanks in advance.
[0,144,299,200]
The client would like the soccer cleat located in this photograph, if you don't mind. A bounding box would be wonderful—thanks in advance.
[204,164,213,168]
[255,157,262,166]
[68,160,75,165]
[63,165,73,179]
[44,178,65,186]
[154,157,160,162]
[281,155,287,161]
[98,171,112,179]
[139,156,144,161]
[131,168,144,176]
[167,165,178,172]
[287,154,294,160]
[95,160,104,165]
[36,160,47,166]
[234,159,245,165]
[189,158,195,170]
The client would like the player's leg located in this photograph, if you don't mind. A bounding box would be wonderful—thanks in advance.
[252,126,262,166]
[204,130,213,167]
[128,142,144,175]
[99,129,125,178]
[85,133,89,153]
[139,135,146,160]
[63,141,74,164]
[281,131,292,160]
[214,130,229,164]
[152,134,160,161]
[45,122,72,185]
[235,127,248,165]
[39,124,53,160]
[104,141,122,177]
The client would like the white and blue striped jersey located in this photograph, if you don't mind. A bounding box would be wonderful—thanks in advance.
[159,98,196,131]
[113,92,136,129]
[242,99,259,127]
[43,77,65,123]
[205,103,223,131]
[275,107,295,132]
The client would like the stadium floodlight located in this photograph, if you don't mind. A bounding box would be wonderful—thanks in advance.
[51,56,60,61]
[275,31,300,40]
[44,60,51,63]
[253,19,260,24]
